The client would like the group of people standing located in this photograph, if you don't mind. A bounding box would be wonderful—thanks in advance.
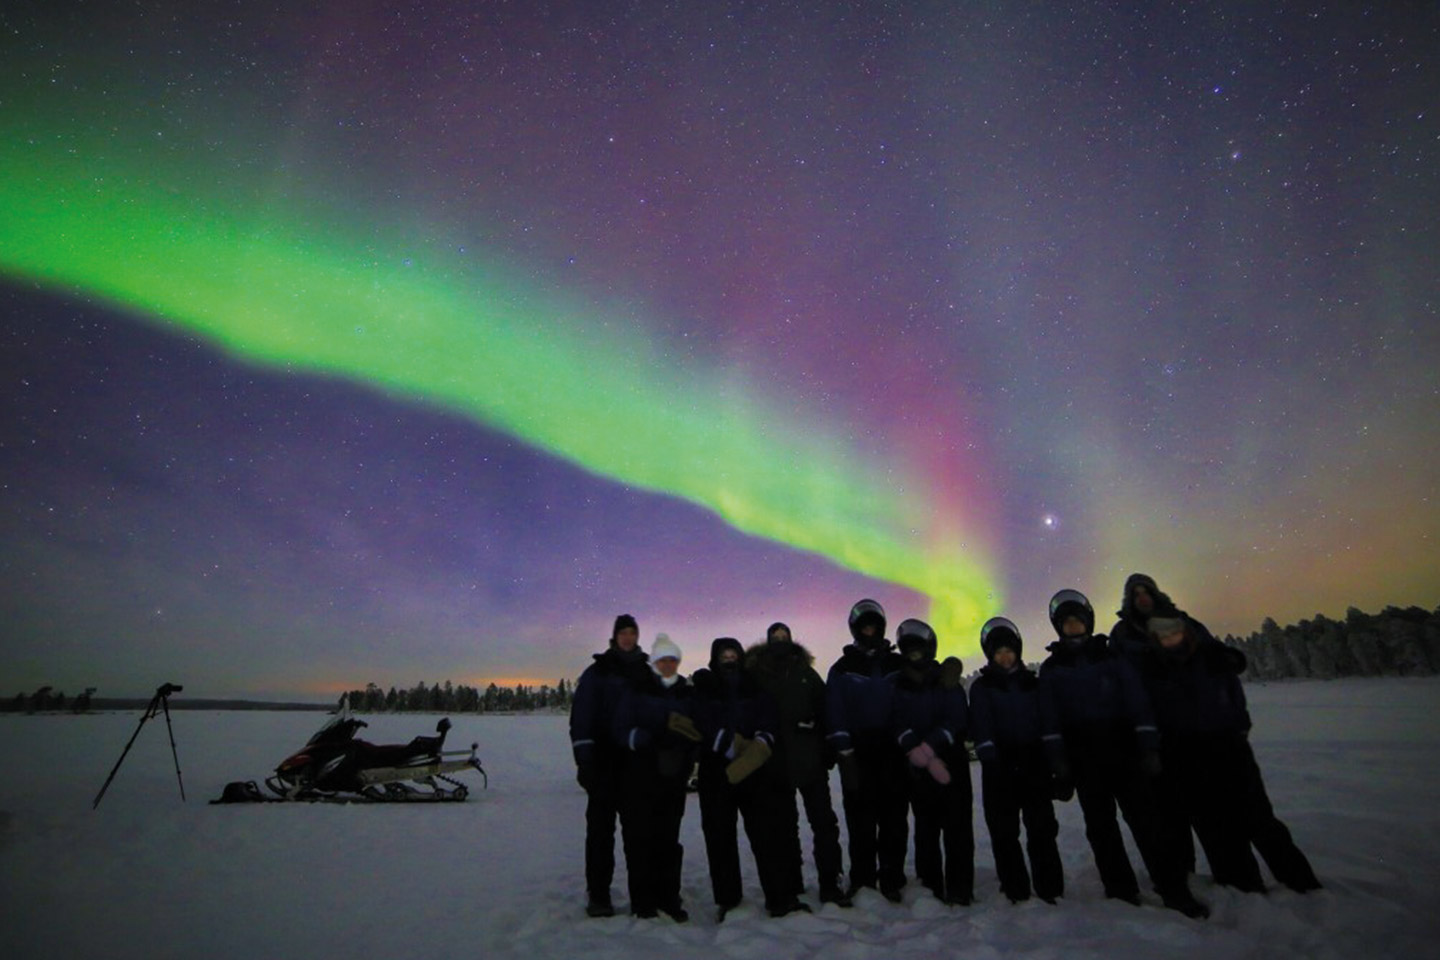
[569,574,1320,923]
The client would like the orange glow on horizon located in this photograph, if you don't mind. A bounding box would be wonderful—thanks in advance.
[299,676,568,696]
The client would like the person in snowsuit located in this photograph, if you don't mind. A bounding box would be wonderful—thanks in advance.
[692,637,806,919]
[570,614,645,917]
[611,633,703,920]
[826,599,909,901]
[1107,571,1242,874]
[968,616,1064,904]
[1139,616,1322,894]
[1038,589,1209,918]
[890,618,974,905]
[746,622,852,908]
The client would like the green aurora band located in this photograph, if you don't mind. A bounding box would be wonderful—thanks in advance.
[0,145,999,653]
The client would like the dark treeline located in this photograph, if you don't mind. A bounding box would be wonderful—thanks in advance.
[339,678,575,714]
[1225,605,1440,680]
[4,686,96,714]
[12,603,1436,716]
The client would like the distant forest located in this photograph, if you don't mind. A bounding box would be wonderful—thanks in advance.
[336,679,575,714]
[1224,604,1440,681]
[8,604,1438,715]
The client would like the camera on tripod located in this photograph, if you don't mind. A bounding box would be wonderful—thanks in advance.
[92,682,187,810]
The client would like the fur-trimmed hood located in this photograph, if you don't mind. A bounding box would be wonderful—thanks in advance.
[745,638,816,673]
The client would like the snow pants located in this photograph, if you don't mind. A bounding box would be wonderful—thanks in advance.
[583,760,619,901]
[615,754,667,914]
[697,762,791,910]
[981,750,1063,902]
[909,758,975,903]
[775,772,846,898]
[839,743,910,893]
[1069,738,1190,901]
[1161,735,1320,893]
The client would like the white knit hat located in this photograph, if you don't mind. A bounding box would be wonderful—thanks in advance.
[651,633,683,663]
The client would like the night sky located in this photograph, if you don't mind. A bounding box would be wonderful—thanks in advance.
[3,2,1436,700]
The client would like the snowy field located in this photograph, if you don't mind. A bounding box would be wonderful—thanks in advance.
[2,677,1438,960]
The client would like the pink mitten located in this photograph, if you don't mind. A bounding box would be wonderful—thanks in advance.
[907,742,936,768]
[927,756,952,785]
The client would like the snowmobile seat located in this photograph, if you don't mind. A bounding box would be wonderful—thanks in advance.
[354,718,453,766]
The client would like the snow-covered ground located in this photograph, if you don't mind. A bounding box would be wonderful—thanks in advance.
[2,677,1438,959]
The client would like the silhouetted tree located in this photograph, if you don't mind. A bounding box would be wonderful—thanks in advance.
[1233,605,1440,681]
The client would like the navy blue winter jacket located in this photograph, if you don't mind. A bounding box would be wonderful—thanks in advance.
[1109,611,1218,667]
[690,666,777,761]
[612,669,697,754]
[890,659,968,760]
[1038,633,1159,760]
[825,643,904,754]
[1137,637,1252,740]
[570,646,655,769]
[968,662,1044,765]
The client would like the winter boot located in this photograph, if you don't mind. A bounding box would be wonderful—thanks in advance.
[768,899,813,918]
[1161,890,1211,920]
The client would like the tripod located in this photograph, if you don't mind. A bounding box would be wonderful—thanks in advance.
[92,682,186,810]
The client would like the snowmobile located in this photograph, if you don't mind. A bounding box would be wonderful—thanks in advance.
[262,697,487,802]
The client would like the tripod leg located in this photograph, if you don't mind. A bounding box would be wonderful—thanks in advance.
[92,694,160,810]
[161,695,186,802]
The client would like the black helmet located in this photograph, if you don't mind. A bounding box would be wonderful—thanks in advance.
[896,618,937,662]
[1048,589,1094,637]
[848,598,887,642]
[979,616,1023,661]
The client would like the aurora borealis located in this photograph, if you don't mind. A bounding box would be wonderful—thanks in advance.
[3,2,1437,699]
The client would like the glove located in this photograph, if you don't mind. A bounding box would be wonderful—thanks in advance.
[576,763,596,792]
[926,756,951,785]
[836,750,860,794]
[725,736,773,784]
[667,711,702,742]
[1139,750,1163,778]
[1048,754,1071,783]
[907,742,936,768]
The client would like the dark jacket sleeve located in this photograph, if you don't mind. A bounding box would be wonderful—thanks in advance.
[806,665,829,737]
[1115,655,1161,754]
[825,659,853,754]
[1036,658,1066,765]
[750,681,780,748]
[611,674,667,753]
[1204,640,1253,734]
[930,683,968,755]
[969,680,997,763]
[569,665,602,768]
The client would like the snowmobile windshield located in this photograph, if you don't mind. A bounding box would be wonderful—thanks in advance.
[305,709,366,747]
